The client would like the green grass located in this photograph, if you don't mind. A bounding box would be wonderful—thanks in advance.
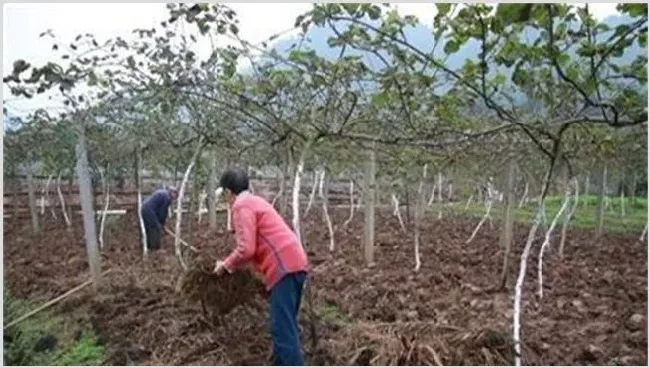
[3,286,106,366]
[437,195,647,234]
[311,298,351,328]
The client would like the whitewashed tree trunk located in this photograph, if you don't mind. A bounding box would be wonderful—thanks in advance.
[499,157,517,289]
[391,193,407,233]
[197,190,207,224]
[56,173,71,228]
[248,165,256,194]
[208,153,218,230]
[514,206,544,366]
[356,189,363,210]
[318,170,335,252]
[26,159,40,233]
[559,179,579,258]
[75,129,101,284]
[41,174,53,215]
[363,141,376,265]
[447,183,453,201]
[414,164,427,272]
[271,167,284,207]
[427,183,436,206]
[98,167,110,250]
[135,149,147,256]
[137,190,147,256]
[47,174,57,219]
[518,182,529,208]
[305,170,318,216]
[343,179,355,227]
[292,140,314,246]
[537,190,572,299]
[466,199,493,244]
[513,159,557,366]
[226,204,232,232]
[174,139,204,270]
[464,194,474,211]
[437,173,443,202]
[640,222,648,243]
[597,165,607,237]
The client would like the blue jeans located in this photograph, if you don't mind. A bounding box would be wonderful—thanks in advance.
[269,271,306,366]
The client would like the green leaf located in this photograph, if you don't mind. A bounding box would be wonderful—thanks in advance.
[312,7,326,26]
[512,62,528,86]
[371,91,390,107]
[435,3,451,16]
[496,4,533,25]
[639,32,647,48]
[443,39,460,54]
[367,5,382,20]
[490,17,504,34]
[229,24,239,35]
[617,3,647,17]
[493,73,506,85]
[87,71,98,86]
[342,3,359,16]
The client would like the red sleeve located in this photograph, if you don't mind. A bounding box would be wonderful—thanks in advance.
[223,206,257,271]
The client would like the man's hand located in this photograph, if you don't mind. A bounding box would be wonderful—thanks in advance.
[213,260,230,276]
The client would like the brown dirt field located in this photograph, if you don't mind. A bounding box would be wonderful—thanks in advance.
[3,206,647,365]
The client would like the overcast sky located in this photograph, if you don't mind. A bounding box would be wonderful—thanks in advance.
[2,2,619,118]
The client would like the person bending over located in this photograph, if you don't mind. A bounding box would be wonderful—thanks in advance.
[140,186,177,250]
[213,168,309,366]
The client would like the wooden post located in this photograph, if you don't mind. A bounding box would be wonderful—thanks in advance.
[363,140,376,266]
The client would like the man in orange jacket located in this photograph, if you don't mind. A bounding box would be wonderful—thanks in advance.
[213,168,309,366]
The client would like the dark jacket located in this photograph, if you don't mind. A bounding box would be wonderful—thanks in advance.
[142,189,172,226]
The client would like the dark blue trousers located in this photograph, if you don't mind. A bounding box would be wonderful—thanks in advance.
[269,271,306,366]
[140,208,162,250]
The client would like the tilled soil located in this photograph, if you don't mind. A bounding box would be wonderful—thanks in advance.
[3,207,647,365]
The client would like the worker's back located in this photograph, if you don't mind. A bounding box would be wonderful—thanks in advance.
[142,189,171,224]
[233,192,309,290]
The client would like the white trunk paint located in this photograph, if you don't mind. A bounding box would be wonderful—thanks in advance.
[640,222,648,243]
[137,190,147,256]
[391,193,407,233]
[514,206,544,366]
[271,169,284,207]
[537,190,571,299]
[292,159,305,245]
[174,140,204,270]
[466,200,493,244]
[197,190,208,224]
[56,173,71,228]
[464,194,474,211]
[519,182,529,208]
[305,170,318,216]
[99,168,111,250]
[414,164,427,272]
[559,179,579,258]
[437,173,443,201]
[427,183,436,206]
[318,170,335,252]
[41,174,53,215]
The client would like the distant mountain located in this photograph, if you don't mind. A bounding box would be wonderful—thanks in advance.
[258,13,646,105]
